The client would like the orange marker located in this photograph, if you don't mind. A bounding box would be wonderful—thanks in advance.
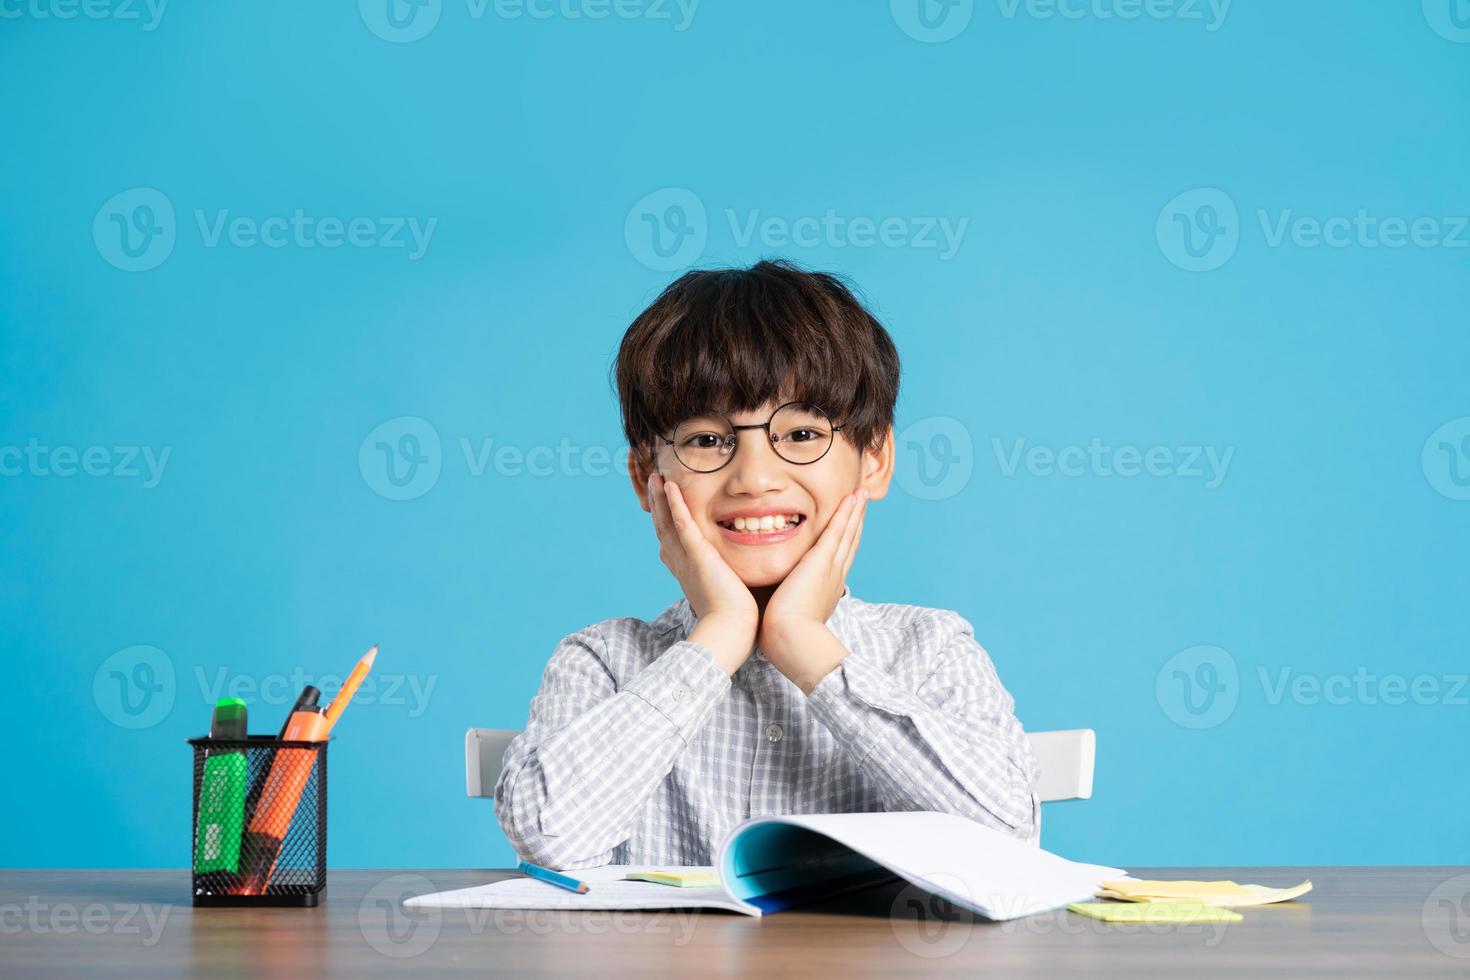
[233,686,330,895]
[234,646,378,895]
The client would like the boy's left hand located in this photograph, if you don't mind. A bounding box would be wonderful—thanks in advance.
[758,488,867,687]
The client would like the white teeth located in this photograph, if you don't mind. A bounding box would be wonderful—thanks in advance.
[727,514,801,533]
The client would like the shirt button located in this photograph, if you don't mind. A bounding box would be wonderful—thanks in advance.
[672,686,690,702]
[765,724,784,743]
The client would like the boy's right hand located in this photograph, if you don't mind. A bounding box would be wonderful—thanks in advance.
[648,472,758,674]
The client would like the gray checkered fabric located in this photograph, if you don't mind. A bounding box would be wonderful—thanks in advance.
[495,588,1040,870]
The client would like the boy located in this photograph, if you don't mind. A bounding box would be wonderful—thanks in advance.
[495,260,1039,870]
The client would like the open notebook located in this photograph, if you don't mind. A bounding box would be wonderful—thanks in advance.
[405,811,1122,920]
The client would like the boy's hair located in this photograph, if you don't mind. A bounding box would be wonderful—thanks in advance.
[613,260,901,464]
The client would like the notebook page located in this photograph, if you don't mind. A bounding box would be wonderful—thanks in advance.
[720,812,1123,921]
[403,865,756,914]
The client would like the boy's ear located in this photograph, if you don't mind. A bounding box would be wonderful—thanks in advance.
[628,449,656,513]
[859,426,896,502]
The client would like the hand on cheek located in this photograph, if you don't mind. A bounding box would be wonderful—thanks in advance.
[758,488,868,689]
[647,473,759,674]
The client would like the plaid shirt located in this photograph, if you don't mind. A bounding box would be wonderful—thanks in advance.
[495,588,1040,870]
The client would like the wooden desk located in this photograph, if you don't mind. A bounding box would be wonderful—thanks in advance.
[3,867,1468,978]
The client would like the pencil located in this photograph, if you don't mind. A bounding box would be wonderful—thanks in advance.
[324,644,377,730]
[517,860,590,894]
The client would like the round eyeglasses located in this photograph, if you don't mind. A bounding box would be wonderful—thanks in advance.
[661,402,844,473]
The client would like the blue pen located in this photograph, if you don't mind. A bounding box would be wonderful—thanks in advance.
[517,860,590,895]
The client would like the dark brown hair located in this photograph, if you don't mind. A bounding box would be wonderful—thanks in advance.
[613,260,901,465]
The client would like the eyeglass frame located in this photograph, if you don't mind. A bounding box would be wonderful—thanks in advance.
[658,401,846,473]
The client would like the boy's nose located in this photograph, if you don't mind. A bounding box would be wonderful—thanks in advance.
[722,431,788,493]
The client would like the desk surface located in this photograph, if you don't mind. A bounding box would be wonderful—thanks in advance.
[4,866,1468,978]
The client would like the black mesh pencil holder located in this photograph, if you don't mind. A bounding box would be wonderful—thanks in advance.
[188,735,329,907]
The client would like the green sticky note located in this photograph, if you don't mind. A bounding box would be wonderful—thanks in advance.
[624,870,722,888]
[1067,900,1243,924]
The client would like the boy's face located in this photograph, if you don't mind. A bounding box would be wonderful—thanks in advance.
[629,400,894,588]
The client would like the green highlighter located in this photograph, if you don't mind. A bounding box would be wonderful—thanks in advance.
[194,698,249,875]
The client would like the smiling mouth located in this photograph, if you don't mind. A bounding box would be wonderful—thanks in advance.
[716,513,806,535]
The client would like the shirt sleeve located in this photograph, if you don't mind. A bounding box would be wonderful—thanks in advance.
[493,624,731,870]
[804,610,1040,840]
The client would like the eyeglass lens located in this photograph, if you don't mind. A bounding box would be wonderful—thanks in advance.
[671,403,836,472]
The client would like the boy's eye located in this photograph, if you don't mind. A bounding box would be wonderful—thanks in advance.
[784,427,826,443]
[683,432,728,449]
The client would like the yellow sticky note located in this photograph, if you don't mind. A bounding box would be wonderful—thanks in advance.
[1068,900,1243,924]
[1099,878,1312,907]
[624,869,722,888]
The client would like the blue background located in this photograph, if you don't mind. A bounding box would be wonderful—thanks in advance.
[2,0,1467,870]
